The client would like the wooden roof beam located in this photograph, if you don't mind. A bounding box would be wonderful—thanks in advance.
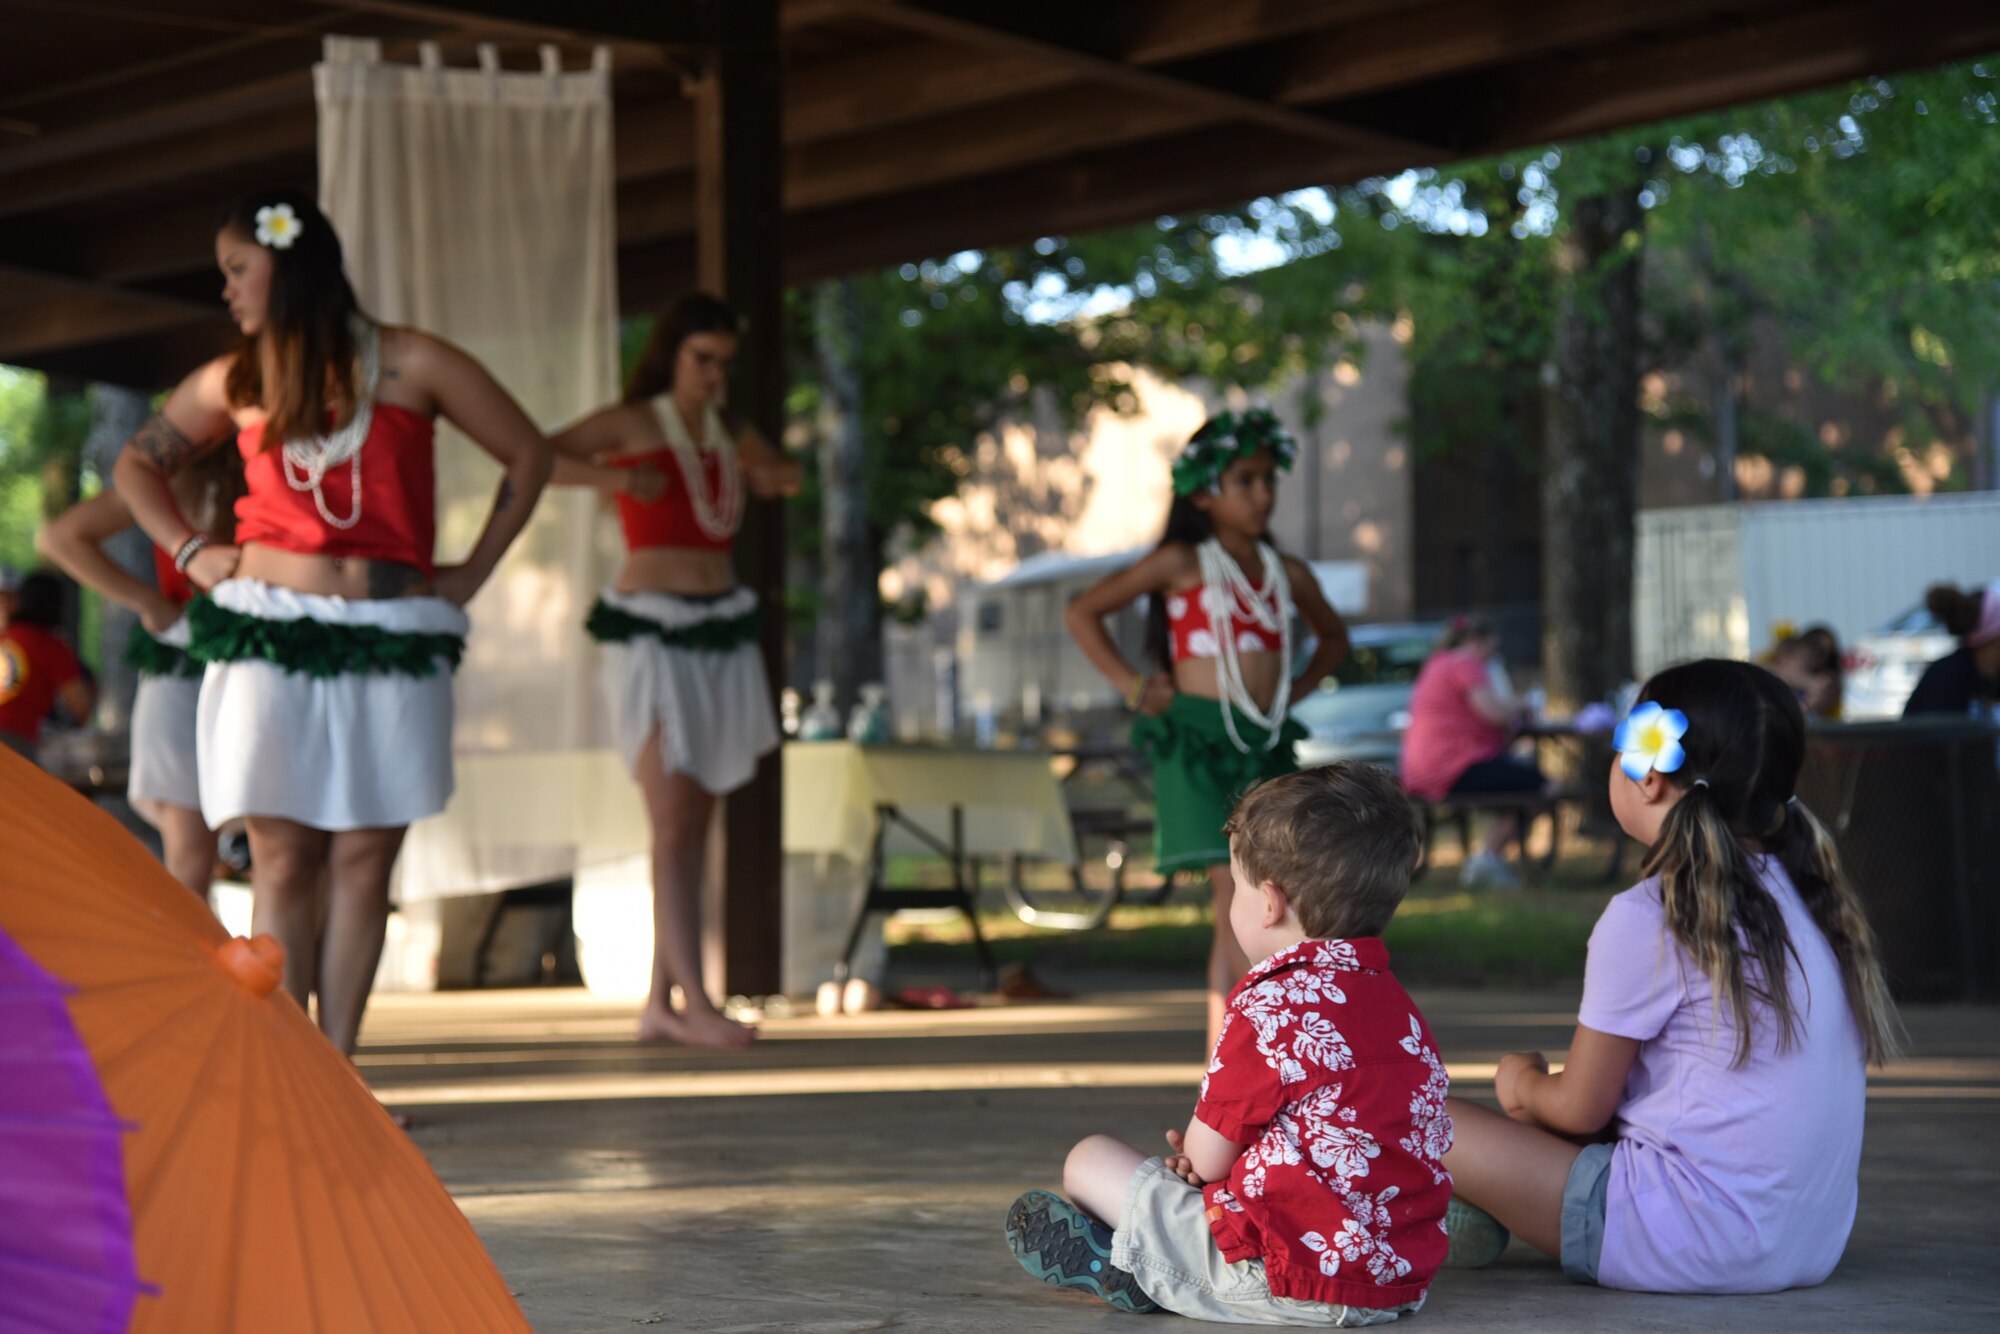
[822,0,1435,162]
[0,104,319,220]
[780,120,1413,284]
[1469,0,2000,148]
[0,265,217,362]
[1270,0,1778,107]
[324,0,732,47]
[1119,0,1422,66]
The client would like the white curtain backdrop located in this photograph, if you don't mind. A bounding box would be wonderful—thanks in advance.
[315,36,645,900]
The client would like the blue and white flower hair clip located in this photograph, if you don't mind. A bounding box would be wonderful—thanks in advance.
[1614,701,1690,783]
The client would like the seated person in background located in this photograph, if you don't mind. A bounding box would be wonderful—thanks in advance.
[0,572,93,759]
[1904,581,2000,720]
[1400,616,1544,889]
[1766,625,1842,721]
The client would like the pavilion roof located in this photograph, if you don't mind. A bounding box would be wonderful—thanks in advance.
[3,0,1995,385]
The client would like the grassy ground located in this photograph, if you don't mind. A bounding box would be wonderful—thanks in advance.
[886,842,1625,989]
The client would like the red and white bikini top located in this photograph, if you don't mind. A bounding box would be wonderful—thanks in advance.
[1166,579,1285,662]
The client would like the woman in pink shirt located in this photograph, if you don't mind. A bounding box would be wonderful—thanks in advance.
[1399,616,1543,887]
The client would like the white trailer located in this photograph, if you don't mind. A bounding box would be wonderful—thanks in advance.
[1633,492,2000,680]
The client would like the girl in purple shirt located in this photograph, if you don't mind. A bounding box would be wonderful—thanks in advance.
[1438,658,1901,1293]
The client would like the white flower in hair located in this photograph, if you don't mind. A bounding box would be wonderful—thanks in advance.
[1614,700,1690,783]
[255,203,304,250]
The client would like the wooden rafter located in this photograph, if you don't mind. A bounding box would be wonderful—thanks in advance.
[820,0,1435,159]
[1268,0,1776,108]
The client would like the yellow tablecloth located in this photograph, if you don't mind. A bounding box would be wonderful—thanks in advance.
[781,742,1078,867]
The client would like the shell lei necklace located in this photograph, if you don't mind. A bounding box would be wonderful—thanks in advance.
[280,319,379,531]
[656,396,744,541]
[1196,537,1294,753]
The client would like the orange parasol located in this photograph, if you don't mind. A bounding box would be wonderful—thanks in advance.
[0,747,530,1333]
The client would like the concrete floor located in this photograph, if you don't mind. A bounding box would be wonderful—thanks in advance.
[358,975,2000,1333]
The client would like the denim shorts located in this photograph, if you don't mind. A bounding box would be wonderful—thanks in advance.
[1560,1142,1612,1284]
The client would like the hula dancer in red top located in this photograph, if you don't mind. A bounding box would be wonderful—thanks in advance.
[1066,410,1350,1049]
[113,189,553,1057]
[1007,764,1452,1324]
[38,450,244,899]
[548,294,799,1049]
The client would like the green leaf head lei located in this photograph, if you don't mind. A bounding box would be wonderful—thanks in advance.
[1170,408,1297,497]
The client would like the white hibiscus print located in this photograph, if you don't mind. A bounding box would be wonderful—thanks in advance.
[1167,594,1188,619]
[1301,1219,1374,1277]
[1367,1238,1413,1285]
[1307,1124,1381,1183]
[1313,940,1362,971]
[1397,1013,1426,1058]
[1238,628,1269,654]
[1187,628,1219,658]
[1291,1011,1355,1071]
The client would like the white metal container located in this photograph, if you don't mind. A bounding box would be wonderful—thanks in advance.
[1634,493,2000,681]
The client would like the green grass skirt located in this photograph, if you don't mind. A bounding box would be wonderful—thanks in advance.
[1129,692,1305,877]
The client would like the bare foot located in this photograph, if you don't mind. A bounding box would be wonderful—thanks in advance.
[637,1005,758,1050]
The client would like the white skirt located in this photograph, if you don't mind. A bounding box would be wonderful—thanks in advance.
[598,587,779,795]
[195,578,468,832]
[129,615,200,810]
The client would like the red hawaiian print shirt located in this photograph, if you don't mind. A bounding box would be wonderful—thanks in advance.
[1195,938,1453,1309]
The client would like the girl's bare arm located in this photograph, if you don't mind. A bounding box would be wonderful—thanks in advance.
[110,357,240,588]
[36,491,182,632]
[1064,545,1193,710]
[738,424,803,499]
[1285,555,1351,700]
[1496,1024,1640,1137]
[401,331,554,606]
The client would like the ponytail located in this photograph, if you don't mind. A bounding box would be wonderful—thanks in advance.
[1641,780,1804,1067]
[1769,797,1903,1065]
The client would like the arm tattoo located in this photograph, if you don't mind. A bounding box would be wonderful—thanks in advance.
[496,478,517,512]
[132,412,196,473]
[367,561,428,599]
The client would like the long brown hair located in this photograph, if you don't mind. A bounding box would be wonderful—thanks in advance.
[218,189,365,448]
[623,292,741,403]
[1634,659,1900,1066]
[1926,582,1990,640]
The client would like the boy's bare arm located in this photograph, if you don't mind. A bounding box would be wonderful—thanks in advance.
[1171,1115,1249,1186]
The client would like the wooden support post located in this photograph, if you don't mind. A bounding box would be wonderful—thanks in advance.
[691,0,786,999]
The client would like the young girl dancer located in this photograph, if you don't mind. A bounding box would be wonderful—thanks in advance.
[38,451,243,899]
[549,293,799,1049]
[1066,409,1350,1047]
[113,190,552,1057]
[1442,658,1900,1292]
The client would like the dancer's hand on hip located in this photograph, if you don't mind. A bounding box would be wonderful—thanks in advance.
[431,563,481,607]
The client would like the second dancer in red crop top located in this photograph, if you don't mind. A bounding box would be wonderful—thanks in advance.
[113,189,553,1058]
[549,293,799,1050]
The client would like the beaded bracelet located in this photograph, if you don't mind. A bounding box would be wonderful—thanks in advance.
[172,533,208,573]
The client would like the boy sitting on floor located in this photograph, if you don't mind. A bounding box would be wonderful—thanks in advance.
[1006,762,1452,1325]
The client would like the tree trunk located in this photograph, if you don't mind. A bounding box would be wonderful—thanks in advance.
[1541,179,1647,718]
[812,276,881,714]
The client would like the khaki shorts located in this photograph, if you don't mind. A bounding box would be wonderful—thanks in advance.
[1109,1157,1423,1328]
